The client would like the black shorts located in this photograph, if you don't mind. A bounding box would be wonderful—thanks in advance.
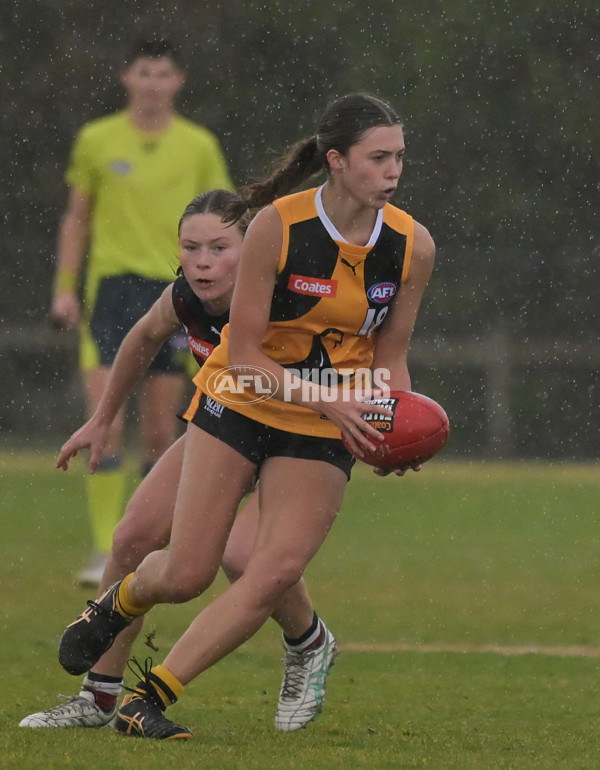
[186,392,355,479]
[90,274,183,373]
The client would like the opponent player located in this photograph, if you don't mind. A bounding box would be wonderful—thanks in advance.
[22,190,334,733]
[50,38,233,586]
[58,93,435,739]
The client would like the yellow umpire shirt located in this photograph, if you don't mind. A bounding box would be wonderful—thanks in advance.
[66,110,234,288]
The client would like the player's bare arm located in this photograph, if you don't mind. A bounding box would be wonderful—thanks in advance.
[371,220,435,385]
[56,285,180,472]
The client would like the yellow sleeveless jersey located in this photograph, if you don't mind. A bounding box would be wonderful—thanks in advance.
[193,186,414,438]
[66,111,233,289]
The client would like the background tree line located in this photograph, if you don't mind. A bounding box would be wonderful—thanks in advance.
[2,0,599,457]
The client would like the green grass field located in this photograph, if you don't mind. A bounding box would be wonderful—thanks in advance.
[1,451,600,769]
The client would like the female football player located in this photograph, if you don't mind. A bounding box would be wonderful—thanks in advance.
[58,93,435,739]
[21,189,334,733]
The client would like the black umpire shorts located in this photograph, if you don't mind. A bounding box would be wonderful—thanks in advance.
[90,274,183,373]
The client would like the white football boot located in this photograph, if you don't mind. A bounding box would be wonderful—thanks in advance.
[19,690,116,728]
[275,625,337,731]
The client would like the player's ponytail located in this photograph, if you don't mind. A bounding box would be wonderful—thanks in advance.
[224,136,324,223]
[225,93,402,223]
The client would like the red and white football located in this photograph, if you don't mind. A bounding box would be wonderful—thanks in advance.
[344,390,450,470]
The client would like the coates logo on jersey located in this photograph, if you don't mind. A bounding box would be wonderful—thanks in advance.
[288,274,338,298]
[367,282,398,304]
[188,336,214,361]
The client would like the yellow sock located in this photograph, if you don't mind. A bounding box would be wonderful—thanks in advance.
[133,664,185,708]
[85,464,126,553]
[115,573,155,617]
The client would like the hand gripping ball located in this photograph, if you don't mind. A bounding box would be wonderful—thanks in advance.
[344,391,450,470]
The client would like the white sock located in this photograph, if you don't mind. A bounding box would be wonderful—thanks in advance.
[81,674,123,697]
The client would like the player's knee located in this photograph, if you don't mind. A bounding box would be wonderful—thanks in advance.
[221,542,248,583]
[274,561,304,593]
[158,559,220,603]
[252,553,304,599]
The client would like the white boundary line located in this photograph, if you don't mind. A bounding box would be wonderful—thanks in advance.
[340,643,600,658]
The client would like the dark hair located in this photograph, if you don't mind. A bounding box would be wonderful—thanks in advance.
[178,189,250,236]
[124,38,182,68]
[225,93,401,222]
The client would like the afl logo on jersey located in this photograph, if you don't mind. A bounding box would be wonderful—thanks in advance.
[288,274,338,298]
[367,282,398,304]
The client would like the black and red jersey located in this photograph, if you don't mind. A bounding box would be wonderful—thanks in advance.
[171,275,228,368]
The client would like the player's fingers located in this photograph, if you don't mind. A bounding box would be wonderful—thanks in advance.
[341,428,365,458]
[357,419,385,444]
[355,401,391,442]
[389,462,421,477]
[88,447,102,473]
[373,466,392,477]
[355,420,387,452]
[56,447,75,471]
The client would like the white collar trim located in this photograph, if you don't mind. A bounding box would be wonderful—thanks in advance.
[315,185,383,248]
